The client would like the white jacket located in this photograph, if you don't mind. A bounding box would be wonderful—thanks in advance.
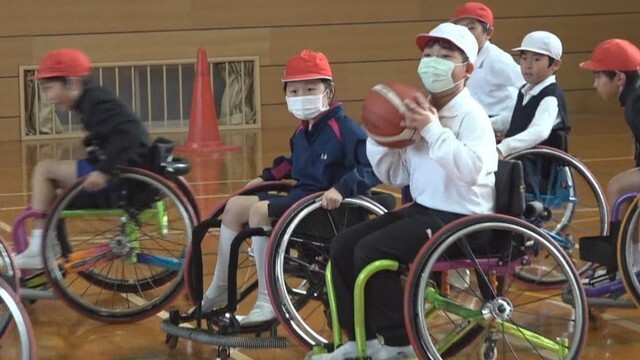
[367,88,497,215]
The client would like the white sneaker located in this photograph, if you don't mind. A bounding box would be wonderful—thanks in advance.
[239,299,276,326]
[370,344,416,360]
[305,340,382,360]
[14,249,43,270]
[447,269,470,290]
[189,292,227,316]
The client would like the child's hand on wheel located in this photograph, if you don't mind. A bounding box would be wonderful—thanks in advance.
[320,188,343,210]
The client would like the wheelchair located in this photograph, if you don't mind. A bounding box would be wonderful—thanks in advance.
[306,160,588,360]
[0,236,36,360]
[15,137,198,323]
[161,181,396,359]
[505,145,608,286]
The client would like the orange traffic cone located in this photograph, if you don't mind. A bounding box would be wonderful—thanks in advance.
[178,47,239,152]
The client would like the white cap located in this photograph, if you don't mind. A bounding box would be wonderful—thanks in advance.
[512,31,563,60]
[416,23,478,64]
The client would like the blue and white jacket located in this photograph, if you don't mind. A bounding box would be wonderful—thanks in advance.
[261,104,380,197]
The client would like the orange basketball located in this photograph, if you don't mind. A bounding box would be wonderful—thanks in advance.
[361,82,424,148]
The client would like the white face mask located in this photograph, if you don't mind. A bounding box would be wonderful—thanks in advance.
[286,91,329,120]
[418,57,467,93]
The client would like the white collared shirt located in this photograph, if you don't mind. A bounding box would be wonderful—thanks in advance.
[367,88,497,215]
[467,41,524,132]
[497,75,561,157]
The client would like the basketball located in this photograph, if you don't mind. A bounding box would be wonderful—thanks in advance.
[361,82,424,148]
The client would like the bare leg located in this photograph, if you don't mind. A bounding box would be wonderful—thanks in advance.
[31,160,78,228]
[606,168,640,220]
[16,160,78,268]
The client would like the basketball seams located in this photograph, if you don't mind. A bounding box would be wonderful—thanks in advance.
[372,84,408,114]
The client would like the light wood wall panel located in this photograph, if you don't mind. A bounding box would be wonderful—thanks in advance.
[31,28,271,65]
[0,0,636,37]
[0,1,192,36]
[0,0,637,140]
[0,78,20,118]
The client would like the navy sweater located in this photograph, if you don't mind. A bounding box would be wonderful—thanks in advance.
[261,104,380,197]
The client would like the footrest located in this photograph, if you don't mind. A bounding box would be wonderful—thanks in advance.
[579,235,618,270]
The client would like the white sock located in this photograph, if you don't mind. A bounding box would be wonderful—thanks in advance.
[371,344,414,360]
[251,235,270,304]
[203,224,237,308]
[21,229,43,255]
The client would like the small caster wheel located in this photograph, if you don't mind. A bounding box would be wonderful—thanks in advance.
[218,346,230,360]
[166,335,178,349]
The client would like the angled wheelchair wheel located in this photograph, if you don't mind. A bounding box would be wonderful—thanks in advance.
[507,147,607,286]
[0,236,19,343]
[42,167,196,323]
[618,198,640,306]
[266,192,391,349]
[0,277,36,359]
[184,181,292,307]
[404,214,588,360]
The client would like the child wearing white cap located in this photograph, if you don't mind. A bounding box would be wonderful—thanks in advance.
[496,30,570,158]
[307,22,497,360]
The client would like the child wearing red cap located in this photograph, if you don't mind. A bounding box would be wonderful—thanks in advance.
[497,31,570,158]
[451,2,524,133]
[14,48,150,269]
[198,49,380,325]
[579,39,640,213]
[309,23,497,360]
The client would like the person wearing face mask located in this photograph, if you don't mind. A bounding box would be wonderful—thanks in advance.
[14,48,150,269]
[451,2,524,135]
[307,23,497,360]
[197,49,380,325]
[579,39,640,239]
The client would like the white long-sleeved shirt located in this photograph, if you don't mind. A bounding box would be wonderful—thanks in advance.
[496,75,561,157]
[467,41,524,133]
[367,88,497,215]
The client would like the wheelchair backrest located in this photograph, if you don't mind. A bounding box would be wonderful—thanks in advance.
[148,137,175,174]
[495,159,525,217]
[540,130,568,152]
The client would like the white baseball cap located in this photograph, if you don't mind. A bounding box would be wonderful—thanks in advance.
[416,23,478,64]
[512,31,563,60]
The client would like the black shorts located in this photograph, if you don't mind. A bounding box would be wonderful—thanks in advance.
[257,190,311,218]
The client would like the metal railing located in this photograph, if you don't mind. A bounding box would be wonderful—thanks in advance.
[19,56,261,140]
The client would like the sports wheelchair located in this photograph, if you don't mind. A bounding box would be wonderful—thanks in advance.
[0,236,36,360]
[306,160,588,360]
[505,146,608,286]
[14,137,198,323]
[162,181,396,359]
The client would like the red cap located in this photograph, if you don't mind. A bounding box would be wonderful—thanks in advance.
[33,48,92,79]
[451,2,494,26]
[282,50,333,82]
[579,39,640,71]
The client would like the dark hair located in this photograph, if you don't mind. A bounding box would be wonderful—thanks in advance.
[423,38,470,63]
[283,79,334,93]
[600,70,640,88]
[547,56,556,68]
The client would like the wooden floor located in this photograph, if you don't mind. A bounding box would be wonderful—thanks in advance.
[1,114,640,359]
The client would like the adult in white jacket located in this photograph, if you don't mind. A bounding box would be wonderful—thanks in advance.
[307,23,497,360]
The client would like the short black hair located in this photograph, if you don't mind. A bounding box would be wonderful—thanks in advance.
[599,70,640,88]
[423,38,470,63]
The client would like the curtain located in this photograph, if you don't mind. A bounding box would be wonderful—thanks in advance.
[25,71,63,135]
[217,61,256,126]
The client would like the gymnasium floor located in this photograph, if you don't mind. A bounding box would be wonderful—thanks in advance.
[2,114,640,359]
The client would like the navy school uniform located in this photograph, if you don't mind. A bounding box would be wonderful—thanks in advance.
[259,104,380,217]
